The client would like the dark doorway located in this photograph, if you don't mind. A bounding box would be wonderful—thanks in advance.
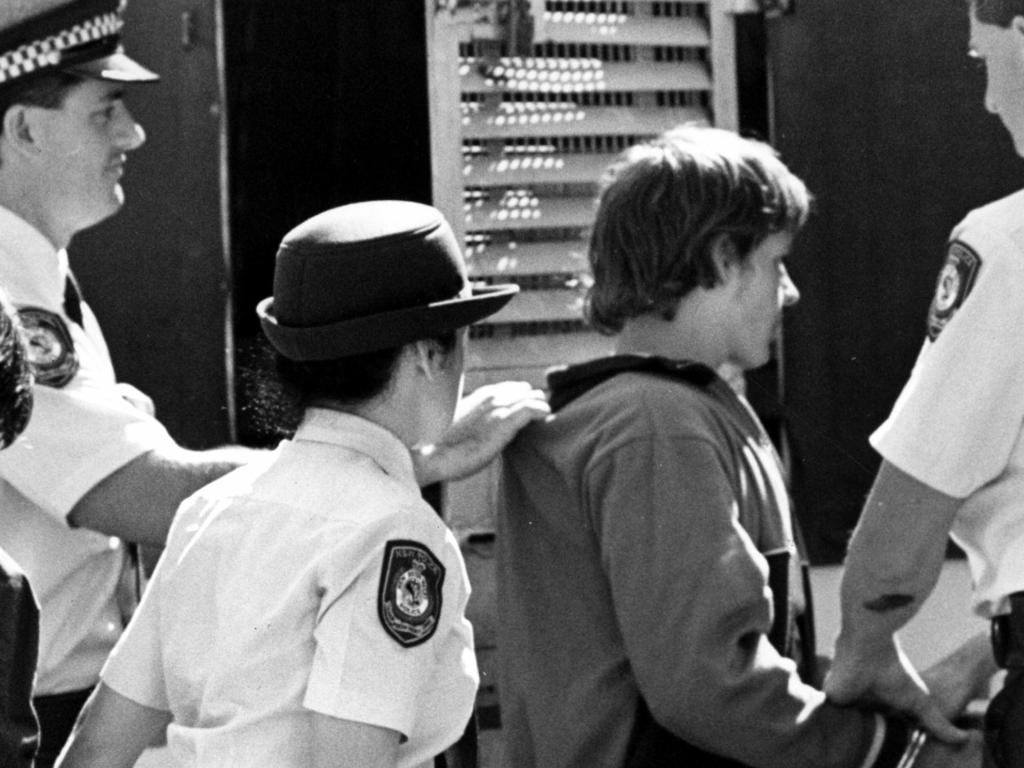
[223,0,435,446]
[767,1,1023,562]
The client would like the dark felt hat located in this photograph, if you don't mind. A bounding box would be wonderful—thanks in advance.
[0,0,158,92]
[257,201,519,361]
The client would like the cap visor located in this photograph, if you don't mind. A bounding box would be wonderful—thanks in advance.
[68,52,159,82]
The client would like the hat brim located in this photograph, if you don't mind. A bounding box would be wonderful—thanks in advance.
[258,283,519,361]
[67,51,159,83]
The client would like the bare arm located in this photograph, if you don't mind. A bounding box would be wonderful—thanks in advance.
[826,460,966,740]
[71,381,546,545]
[68,445,265,546]
[55,683,171,768]
[311,714,401,768]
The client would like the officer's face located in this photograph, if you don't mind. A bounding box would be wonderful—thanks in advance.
[723,231,799,372]
[970,14,1024,157]
[29,77,146,236]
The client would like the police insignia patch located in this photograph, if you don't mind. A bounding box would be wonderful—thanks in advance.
[18,308,79,388]
[378,540,445,647]
[926,241,981,341]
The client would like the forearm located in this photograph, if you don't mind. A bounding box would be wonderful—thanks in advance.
[68,445,265,546]
[836,461,961,655]
[55,684,170,768]
[311,714,400,768]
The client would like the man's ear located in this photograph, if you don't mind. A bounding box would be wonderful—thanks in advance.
[1012,15,1024,44]
[1,105,39,159]
[412,339,445,382]
[709,233,740,284]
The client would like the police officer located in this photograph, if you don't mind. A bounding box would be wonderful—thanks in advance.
[57,201,519,768]
[0,4,546,765]
[826,1,1024,766]
[0,5,261,764]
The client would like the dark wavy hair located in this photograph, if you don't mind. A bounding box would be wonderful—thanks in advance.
[0,291,33,449]
[0,72,82,128]
[972,0,1024,26]
[584,125,811,335]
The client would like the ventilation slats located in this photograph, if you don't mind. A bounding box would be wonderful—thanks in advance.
[484,289,584,324]
[460,60,711,94]
[451,0,735,386]
[462,104,709,140]
[468,240,588,277]
[464,151,617,186]
[541,15,709,47]
[464,194,596,232]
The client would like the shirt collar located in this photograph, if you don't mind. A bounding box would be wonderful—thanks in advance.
[0,205,68,311]
[293,407,418,490]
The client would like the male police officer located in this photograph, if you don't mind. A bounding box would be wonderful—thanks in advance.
[826,2,1024,766]
[0,5,234,764]
[0,3,547,765]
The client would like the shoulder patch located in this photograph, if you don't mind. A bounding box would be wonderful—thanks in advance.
[926,241,982,341]
[378,539,445,648]
[18,308,79,388]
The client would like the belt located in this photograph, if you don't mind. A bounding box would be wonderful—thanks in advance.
[991,591,1024,669]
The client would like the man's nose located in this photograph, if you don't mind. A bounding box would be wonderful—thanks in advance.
[780,266,800,307]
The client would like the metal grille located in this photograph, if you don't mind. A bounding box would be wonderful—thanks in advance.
[454,0,737,389]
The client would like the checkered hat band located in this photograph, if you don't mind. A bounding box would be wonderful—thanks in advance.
[0,10,121,85]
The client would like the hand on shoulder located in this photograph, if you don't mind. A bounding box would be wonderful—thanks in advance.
[412,381,550,485]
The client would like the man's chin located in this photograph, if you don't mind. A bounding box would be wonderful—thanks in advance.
[77,198,125,234]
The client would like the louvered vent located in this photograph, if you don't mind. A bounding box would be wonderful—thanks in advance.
[453,0,735,393]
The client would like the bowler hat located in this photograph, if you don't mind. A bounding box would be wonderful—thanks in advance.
[0,0,158,91]
[257,201,519,361]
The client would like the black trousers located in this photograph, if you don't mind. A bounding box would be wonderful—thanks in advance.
[31,688,92,768]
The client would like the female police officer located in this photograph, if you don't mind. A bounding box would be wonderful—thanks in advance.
[54,200,520,768]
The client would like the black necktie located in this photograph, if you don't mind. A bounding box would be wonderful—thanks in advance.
[63,272,84,327]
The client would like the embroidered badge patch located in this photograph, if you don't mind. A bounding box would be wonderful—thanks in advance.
[18,308,79,388]
[926,241,982,341]
[378,539,445,648]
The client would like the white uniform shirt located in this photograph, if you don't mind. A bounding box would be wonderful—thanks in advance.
[101,408,479,768]
[872,189,1024,617]
[0,206,175,694]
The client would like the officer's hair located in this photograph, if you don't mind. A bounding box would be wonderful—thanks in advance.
[0,290,33,450]
[276,330,458,407]
[242,330,460,443]
[972,0,1024,26]
[585,124,811,335]
[0,72,83,133]
[0,73,84,172]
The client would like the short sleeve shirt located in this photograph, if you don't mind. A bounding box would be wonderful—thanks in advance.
[0,205,175,693]
[101,409,478,768]
[871,189,1024,616]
